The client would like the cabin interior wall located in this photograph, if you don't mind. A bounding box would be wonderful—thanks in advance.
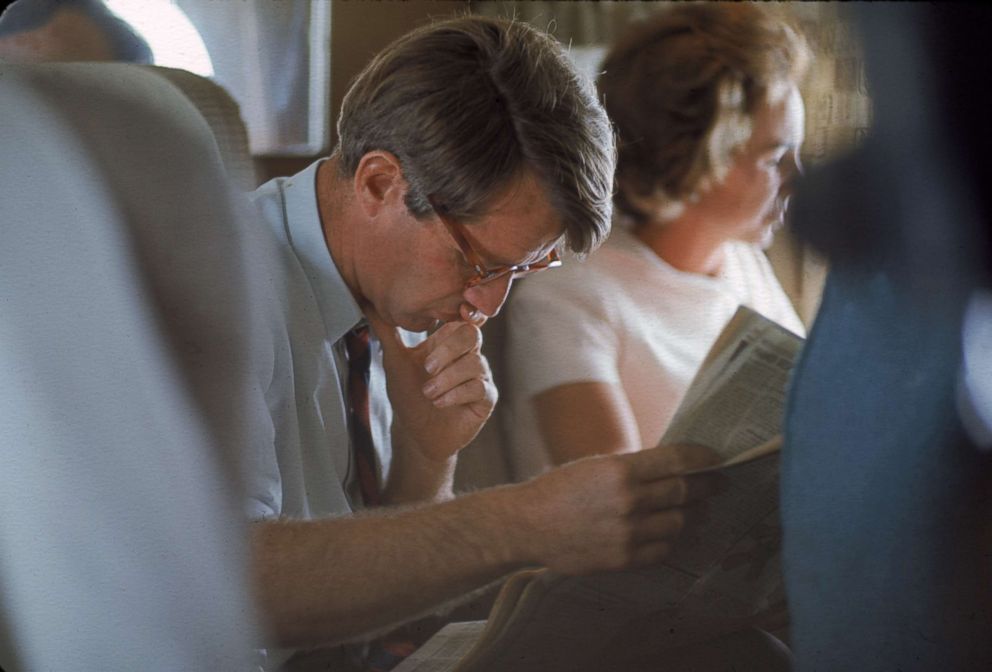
[258,1,470,183]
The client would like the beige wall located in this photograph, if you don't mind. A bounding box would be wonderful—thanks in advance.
[260,1,469,182]
[330,1,469,142]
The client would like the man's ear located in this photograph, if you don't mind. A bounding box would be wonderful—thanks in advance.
[353,151,406,219]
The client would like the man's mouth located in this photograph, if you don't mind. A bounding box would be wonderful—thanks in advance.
[427,306,487,330]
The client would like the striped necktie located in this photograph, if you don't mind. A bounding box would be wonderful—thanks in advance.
[344,325,381,506]
[346,326,421,669]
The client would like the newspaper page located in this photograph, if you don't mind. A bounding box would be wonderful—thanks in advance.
[401,307,803,671]
[451,571,670,672]
[656,305,803,625]
[392,622,487,672]
[476,307,802,669]
[663,305,803,461]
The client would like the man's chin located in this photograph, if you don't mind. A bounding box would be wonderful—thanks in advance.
[399,314,447,334]
[397,318,429,333]
[401,309,482,333]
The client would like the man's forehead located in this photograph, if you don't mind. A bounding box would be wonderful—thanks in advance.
[468,176,563,266]
[470,219,563,268]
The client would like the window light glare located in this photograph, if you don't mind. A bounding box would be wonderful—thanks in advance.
[104,0,213,77]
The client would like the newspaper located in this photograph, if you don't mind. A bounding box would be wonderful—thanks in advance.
[656,305,803,616]
[396,306,804,672]
[393,622,487,672]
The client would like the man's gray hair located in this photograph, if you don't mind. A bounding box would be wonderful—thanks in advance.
[335,15,615,255]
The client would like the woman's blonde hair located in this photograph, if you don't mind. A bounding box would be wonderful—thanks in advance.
[599,3,810,224]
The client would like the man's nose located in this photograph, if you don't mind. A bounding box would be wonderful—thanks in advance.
[463,274,513,319]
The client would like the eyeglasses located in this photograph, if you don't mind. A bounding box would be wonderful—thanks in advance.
[428,195,562,289]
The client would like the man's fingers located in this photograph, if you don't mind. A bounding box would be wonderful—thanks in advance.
[630,509,685,543]
[422,320,463,342]
[632,472,723,510]
[422,351,490,399]
[627,443,723,480]
[430,379,497,413]
[627,503,711,565]
[421,350,497,411]
[629,540,674,568]
[423,322,483,375]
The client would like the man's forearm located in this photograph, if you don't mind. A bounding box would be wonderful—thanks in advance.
[251,444,723,650]
[251,484,528,649]
[382,433,457,504]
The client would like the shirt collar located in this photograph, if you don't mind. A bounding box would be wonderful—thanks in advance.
[282,159,364,342]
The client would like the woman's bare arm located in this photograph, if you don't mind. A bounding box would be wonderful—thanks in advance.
[533,381,643,465]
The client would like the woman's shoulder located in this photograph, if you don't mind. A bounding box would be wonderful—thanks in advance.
[721,240,780,280]
[513,235,642,304]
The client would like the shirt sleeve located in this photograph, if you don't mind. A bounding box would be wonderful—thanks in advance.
[504,271,622,401]
[236,209,289,521]
[241,384,283,521]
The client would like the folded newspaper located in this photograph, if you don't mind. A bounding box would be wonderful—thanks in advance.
[395,306,805,672]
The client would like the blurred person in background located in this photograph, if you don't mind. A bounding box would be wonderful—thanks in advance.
[0,0,150,63]
[781,4,992,670]
[505,3,809,479]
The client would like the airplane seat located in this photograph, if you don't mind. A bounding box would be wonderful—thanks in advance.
[19,62,259,192]
[0,61,261,670]
[147,66,258,190]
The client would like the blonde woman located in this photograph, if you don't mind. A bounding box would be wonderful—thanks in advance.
[506,3,810,477]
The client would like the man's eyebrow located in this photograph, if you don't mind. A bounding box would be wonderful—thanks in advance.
[473,234,557,268]
[529,240,561,263]
[510,237,563,267]
[468,237,520,268]
[494,249,542,268]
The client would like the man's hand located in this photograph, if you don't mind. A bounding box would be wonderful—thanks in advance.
[252,443,723,648]
[366,308,497,464]
[511,444,724,574]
